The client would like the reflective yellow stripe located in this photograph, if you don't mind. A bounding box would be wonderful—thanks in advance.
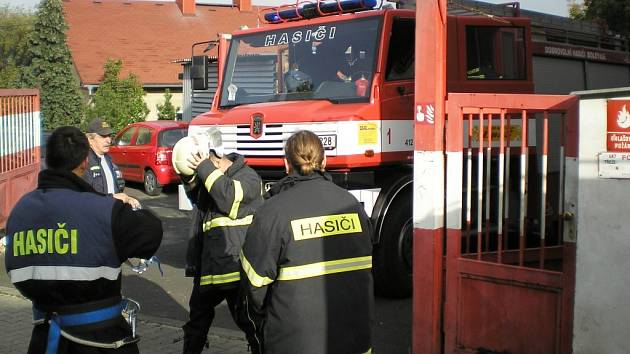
[204,169,223,192]
[203,215,253,232]
[228,180,243,219]
[200,271,240,285]
[240,251,274,287]
[363,348,372,354]
[277,256,372,281]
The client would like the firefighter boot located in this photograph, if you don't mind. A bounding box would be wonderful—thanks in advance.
[182,337,209,354]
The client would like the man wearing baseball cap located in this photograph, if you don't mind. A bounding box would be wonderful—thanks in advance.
[83,117,140,209]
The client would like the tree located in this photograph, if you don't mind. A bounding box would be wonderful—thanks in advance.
[0,6,35,88]
[156,89,178,120]
[88,59,149,132]
[21,0,84,129]
[569,0,630,38]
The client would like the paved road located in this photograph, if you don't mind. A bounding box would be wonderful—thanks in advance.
[0,182,411,353]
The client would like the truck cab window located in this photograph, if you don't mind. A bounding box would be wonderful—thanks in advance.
[466,26,526,80]
[219,17,381,107]
[386,19,415,81]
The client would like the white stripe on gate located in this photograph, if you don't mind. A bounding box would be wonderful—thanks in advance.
[413,150,444,230]
[446,151,463,229]
[0,111,41,158]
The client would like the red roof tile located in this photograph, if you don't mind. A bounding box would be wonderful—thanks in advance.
[64,0,261,85]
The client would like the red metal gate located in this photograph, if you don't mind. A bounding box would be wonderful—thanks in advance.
[0,89,41,230]
[443,93,578,354]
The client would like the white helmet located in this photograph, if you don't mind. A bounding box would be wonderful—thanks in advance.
[172,127,224,176]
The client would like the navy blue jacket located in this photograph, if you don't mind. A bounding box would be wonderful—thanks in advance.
[83,149,123,194]
[5,169,162,353]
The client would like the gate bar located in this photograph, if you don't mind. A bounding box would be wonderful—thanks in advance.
[539,111,549,268]
[466,113,473,254]
[519,109,528,266]
[485,112,492,252]
[504,113,511,250]
[477,110,484,259]
[497,109,506,263]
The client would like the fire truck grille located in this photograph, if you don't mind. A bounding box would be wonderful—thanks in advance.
[217,123,337,158]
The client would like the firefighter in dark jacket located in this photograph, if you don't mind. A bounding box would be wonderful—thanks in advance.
[239,130,374,354]
[4,126,163,354]
[178,127,263,354]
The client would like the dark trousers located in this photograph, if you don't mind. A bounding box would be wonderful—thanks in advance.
[182,279,261,354]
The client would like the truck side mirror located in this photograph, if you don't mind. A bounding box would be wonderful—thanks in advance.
[191,55,208,90]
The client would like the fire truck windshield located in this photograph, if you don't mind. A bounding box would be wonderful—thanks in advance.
[219,17,381,108]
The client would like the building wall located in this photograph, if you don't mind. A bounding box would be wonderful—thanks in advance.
[572,88,630,353]
[144,90,183,121]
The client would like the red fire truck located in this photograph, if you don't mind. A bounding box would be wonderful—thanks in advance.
[188,0,537,298]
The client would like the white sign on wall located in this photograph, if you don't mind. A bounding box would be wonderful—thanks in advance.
[598,152,630,179]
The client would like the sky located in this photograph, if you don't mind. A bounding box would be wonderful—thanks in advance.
[481,0,572,17]
[0,0,574,17]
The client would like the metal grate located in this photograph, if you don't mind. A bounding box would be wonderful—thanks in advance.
[209,122,338,157]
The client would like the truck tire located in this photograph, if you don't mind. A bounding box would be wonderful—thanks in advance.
[373,192,413,298]
[144,170,163,196]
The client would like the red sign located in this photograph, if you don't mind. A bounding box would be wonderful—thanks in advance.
[607,100,630,152]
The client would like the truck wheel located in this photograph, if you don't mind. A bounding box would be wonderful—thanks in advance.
[144,170,162,196]
[373,192,413,298]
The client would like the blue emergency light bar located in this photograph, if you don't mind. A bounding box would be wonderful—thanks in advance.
[263,0,378,23]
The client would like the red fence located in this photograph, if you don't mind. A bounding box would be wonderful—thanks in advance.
[0,89,41,230]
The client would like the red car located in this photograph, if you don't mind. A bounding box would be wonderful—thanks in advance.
[109,120,188,195]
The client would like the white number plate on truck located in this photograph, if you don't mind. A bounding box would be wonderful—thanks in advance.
[318,134,336,150]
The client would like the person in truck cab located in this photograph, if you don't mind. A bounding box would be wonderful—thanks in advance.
[336,45,368,82]
[83,117,140,209]
[238,130,374,354]
[284,63,313,93]
[4,126,163,354]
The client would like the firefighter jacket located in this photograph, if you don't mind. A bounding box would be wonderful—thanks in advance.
[83,149,123,194]
[239,171,374,354]
[4,169,163,353]
[184,153,263,290]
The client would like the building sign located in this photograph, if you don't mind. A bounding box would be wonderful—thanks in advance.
[606,100,630,152]
[532,42,630,65]
[598,152,630,179]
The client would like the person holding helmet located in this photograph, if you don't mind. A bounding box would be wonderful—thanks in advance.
[238,130,374,354]
[175,127,264,354]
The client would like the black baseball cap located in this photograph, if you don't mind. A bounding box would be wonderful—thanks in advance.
[87,118,113,136]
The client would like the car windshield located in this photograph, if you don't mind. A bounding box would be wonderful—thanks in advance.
[158,128,187,148]
[219,16,381,108]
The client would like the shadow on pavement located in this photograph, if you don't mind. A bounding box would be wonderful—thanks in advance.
[122,273,190,323]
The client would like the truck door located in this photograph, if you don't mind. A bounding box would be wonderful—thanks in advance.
[442,93,578,354]
[380,15,415,155]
